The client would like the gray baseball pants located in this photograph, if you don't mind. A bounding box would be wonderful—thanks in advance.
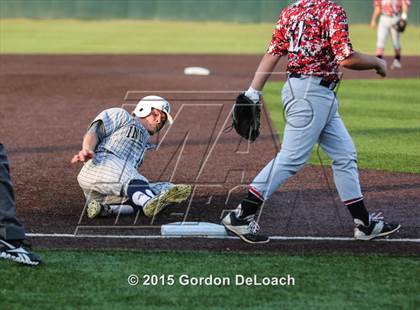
[251,76,362,202]
[377,14,401,51]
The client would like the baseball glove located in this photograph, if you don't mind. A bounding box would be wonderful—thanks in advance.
[393,19,407,33]
[232,93,261,141]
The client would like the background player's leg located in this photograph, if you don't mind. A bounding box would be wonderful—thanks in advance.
[376,15,389,58]
[0,144,42,265]
[390,18,402,69]
[0,144,26,241]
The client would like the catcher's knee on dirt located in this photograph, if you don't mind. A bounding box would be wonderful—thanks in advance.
[126,179,156,210]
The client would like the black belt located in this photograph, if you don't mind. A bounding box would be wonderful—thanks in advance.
[289,73,337,90]
[384,13,400,18]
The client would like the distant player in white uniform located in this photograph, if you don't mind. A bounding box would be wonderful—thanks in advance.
[71,96,191,219]
[371,0,410,69]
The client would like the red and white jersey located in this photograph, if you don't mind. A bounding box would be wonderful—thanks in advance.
[268,0,353,82]
[374,0,410,17]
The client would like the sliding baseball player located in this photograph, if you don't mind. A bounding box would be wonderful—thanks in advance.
[71,96,191,219]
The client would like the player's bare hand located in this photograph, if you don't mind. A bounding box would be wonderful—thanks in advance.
[375,58,387,77]
[370,20,377,29]
[71,149,94,164]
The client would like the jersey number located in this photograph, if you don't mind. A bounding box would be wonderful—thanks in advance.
[289,21,305,53]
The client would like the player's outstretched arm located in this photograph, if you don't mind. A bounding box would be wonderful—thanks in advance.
[250,53,282,91]
[402,2,409,21]
[70,132,98,164]
[243,53,282,103]
[340,51,387,77]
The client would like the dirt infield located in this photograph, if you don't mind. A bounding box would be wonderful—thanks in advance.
[0,55,419,254]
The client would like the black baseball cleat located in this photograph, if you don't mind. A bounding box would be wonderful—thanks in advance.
[354,213,401,240]
[0,239,42,266]
[222,212,269,244]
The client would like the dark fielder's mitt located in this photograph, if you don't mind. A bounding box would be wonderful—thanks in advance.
[232,93,261,141]
[393,19,407,32]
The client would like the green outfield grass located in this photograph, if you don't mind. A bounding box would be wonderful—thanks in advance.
[1,250,419,309]
[264,79,420,173]
[0,19,419,55]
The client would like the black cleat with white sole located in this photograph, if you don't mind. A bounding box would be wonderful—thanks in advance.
[222,212,269,244]
[0,239,42,266]
[354,213,401,240]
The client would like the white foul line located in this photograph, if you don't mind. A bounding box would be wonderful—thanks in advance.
[26,233,420,243]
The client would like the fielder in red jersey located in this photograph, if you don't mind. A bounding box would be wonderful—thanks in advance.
[222,0,401,244]
[268,0,353,83]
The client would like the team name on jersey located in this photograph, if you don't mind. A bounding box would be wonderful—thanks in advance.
[126,125,144,142]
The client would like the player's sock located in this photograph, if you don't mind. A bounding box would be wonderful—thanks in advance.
[395,48,401,61]
[127,179,156,210]
[237,188,264,219]
[108,204,134,215]
[345,198,370,226]
[376,47,384,59]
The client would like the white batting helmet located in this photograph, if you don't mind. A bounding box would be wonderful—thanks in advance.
[132,95,173,124]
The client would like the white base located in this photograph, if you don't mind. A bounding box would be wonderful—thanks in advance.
[184,67,210,76]
[161,222,227,237]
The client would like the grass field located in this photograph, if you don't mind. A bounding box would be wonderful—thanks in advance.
[0,19,419,55]
[264,79,420,173]
[1,251,419,309]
